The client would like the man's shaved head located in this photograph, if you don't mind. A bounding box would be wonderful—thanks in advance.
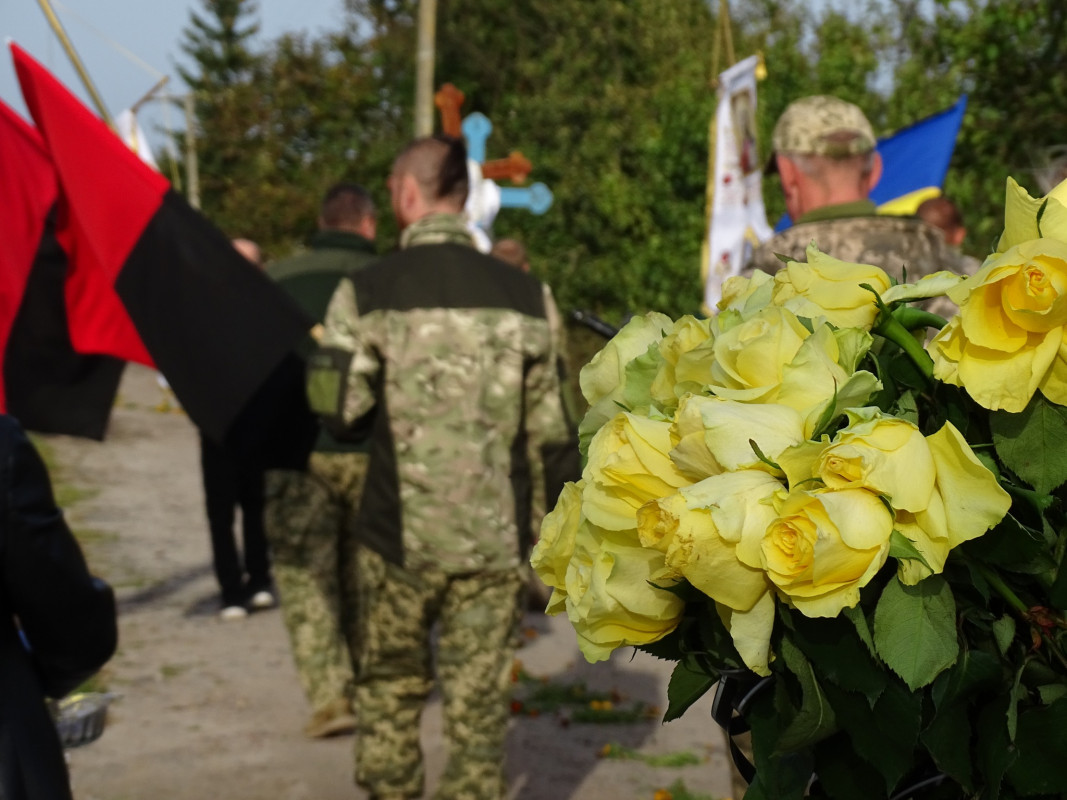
[391,135,469,209]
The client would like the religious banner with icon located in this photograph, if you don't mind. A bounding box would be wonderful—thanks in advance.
[702,54,772,313]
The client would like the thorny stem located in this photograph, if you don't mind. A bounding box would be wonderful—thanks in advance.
[970,558,1067,670]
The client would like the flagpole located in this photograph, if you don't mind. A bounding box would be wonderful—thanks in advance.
[35,0,113,127]
[414,0,437,137]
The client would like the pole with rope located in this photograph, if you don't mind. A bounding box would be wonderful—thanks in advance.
[414,0,438,137]
[35,0,114,127]
[701,0,736,313]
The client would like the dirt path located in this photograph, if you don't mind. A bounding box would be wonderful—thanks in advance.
[50,363,735,800]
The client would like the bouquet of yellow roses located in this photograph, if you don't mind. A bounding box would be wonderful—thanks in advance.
[532,176,1067,800]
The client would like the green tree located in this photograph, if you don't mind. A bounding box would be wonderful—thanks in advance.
[890,0,1067,254]
[175,0,262,229]
[176,1,402,258]
[434,0,717,321]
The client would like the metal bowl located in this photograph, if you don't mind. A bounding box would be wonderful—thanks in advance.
[54,692,114,748]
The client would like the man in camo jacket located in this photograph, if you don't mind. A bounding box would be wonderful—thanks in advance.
[747,95,976,304]
[264,184,378,739]
[307,135,573,800]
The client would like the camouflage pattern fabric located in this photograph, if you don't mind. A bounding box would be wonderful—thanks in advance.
[772,95,876,157]
[746,214,980,320]
[352,546,525,800]
[264,451,368,712]
[399,212,476,248]
[314,217,572,575]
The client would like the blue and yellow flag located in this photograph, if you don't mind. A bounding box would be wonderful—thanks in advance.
[872,95,968,215]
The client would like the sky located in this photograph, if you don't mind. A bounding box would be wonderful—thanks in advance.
[2,0,349,153]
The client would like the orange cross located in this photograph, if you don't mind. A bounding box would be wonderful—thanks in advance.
[434,83,466,138]
[434,83,532,185]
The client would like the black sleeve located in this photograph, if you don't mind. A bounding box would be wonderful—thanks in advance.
[1,416,117,698]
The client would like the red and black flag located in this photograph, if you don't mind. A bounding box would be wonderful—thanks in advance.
[0,100,124,440]
[11,43,317,465]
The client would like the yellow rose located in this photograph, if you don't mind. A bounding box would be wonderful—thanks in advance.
[719,269,775,317]
[930,237,1067,411]
[772,243,892,329]
[583,412,692,531]
[636,470,782,675]
[670,395,804,479]
[998,176,1067,253]
[580,311,673,407]
[578,312,672,452]
[707,305,809,404]
[894,422,1011,584]
[762,488,893,618]
[707,306,879,436]
[531,481,584,614]
[649,315,715,412]
[779,408,937,513]
[564,523,684,662]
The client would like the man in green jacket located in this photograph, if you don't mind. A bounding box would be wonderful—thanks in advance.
[264,183,377,738]
[308,137,573,800]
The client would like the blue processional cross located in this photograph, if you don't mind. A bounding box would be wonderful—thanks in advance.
[435,83,554,216]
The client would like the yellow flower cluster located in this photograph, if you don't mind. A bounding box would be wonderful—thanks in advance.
[532,244,1012,676]
[930,178,1067,411]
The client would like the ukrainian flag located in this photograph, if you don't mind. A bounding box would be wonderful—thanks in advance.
[872,95,968,215]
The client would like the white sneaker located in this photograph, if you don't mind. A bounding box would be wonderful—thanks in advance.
[249,590,275,610]
[219,604,249,621]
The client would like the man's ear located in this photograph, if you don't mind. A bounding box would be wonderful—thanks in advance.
[864,151,884,195]
[359,214,377,242]
[398,173,422,218]
[776,155,799,191]
[777,155,803,219]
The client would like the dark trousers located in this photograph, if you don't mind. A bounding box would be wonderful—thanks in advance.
[200,434,271,606]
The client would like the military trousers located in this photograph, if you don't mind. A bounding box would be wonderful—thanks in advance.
[354,545,525,800]
[264,451,368,713]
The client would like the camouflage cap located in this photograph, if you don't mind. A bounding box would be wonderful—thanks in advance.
[771,95,876,158]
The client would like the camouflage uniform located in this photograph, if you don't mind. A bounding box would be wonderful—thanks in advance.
[263,453,365,715]
[308,213,572,799]
[747,200,967,282]
[264,230,376,727]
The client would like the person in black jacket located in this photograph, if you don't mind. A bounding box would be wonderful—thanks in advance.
[0,414,117,800]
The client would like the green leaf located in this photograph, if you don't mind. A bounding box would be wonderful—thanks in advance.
[1006,699,1067,796]
[824,679,921,794]
[1037,684,1067,705]
[991,393,1067,494]
[663,656,716,723]
[811,732,886,800]
[749,438,782,471]
[637,616,689,662]
[922,650,1002,791]
[930,649,1002,712]
[620,342,663,413]
[874,575,959,690]
[992,615,1017,657]
[842,604,877,659]
[746,686,812,800]
[976,694,1017,799]
[964,514,1055,575]
[1007,663,1025,742]
[789,613,886,703]
[889,530,935,573]
[776,637,838,751]
[891,389,920,426]
[1050,550,1067,611]
[921,701,974,791]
